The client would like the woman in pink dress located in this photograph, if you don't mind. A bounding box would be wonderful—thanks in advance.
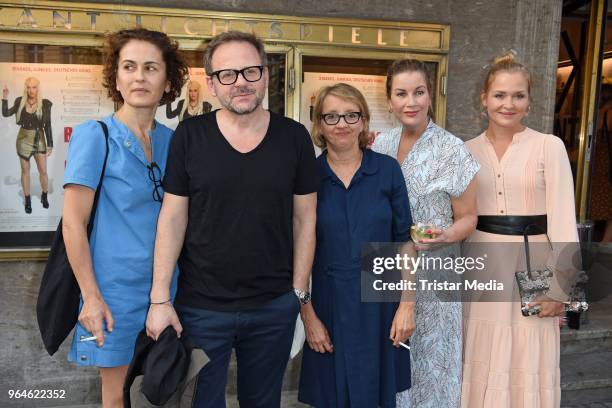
[461,53,579,407]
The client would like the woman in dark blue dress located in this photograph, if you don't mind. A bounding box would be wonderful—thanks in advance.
[298,83,414,408]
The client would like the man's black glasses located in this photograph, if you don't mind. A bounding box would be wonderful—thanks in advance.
[147,162,163,203]
[209,65,264,85]
[320,112,362,125]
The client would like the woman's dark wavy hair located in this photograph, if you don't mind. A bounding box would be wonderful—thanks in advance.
[102,28,189,105]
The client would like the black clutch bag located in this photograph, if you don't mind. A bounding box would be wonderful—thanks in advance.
[36,121,109,355]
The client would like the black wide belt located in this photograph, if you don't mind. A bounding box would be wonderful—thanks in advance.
[476,215,547,236]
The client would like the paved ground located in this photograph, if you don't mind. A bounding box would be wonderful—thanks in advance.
[48,394,612,408]
[50,401,610,407]
[226,391,307,408]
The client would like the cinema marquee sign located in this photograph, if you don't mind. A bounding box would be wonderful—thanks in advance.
[0,1,449,52]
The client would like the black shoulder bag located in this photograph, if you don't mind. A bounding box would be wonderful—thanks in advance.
[37,121,110,356]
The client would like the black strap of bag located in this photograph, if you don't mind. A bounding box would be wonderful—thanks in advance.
[519,223,588,316]
[522,223,553,277]
[37,120,109,356]
[88,121,110,233]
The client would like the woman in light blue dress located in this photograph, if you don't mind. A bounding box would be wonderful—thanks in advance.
[372,59,480,408]
[62,28,187,406]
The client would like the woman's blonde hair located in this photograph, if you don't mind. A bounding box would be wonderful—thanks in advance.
[311,83,371,149]
[17,77,42,122]
[180,80,203,119]
[482,51,532,100]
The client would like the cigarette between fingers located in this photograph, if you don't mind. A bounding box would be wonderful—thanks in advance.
[399,341,410,350]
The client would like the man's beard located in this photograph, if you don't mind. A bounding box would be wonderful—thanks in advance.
[220,86,265,115]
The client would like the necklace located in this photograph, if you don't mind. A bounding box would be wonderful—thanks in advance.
[187,102,199,115]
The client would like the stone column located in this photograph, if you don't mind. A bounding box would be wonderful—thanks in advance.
[514,0,563,134]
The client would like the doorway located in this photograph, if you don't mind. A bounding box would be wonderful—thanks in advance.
[556,0,609,242]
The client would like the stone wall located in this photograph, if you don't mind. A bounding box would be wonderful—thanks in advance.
[0,261,100,407]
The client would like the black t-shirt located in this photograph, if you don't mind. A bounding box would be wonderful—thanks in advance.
[163,111,318,311]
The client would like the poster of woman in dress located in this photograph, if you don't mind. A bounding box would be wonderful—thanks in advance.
[0,62,114,238]
[156,68,216,128]
[165,80,212,122]
[2,77,53,215]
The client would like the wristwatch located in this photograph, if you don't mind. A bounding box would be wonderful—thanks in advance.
[293,288,311,305]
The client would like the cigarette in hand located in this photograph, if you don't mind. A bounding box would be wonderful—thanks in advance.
[399,341,410,350]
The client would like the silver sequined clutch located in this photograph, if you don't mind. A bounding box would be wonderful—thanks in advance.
[515,268,588,316]
[514,228,588,317]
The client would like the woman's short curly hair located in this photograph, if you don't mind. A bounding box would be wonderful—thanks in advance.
[102,28,189,105]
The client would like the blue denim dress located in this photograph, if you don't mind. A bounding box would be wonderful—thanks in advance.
[65,115,177,367]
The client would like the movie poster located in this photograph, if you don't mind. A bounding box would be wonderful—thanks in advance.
[0,62,114,234]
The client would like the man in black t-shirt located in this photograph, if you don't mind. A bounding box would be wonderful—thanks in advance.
[145,31,318,407]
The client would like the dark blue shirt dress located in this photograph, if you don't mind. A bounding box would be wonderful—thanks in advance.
[298,148,412,408]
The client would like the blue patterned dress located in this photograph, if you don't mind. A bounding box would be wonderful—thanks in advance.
[372,120,480,408]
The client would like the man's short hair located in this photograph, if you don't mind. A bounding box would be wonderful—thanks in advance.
[203,31,268,75]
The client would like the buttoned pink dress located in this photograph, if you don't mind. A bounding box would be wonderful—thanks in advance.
[461,127,578,408]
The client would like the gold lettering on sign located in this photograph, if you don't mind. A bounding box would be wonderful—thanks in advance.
[53,11,72,29]
[244,20,257,34]
[300,24,312,40]
[269,22,282,39]
[184,18,199,35]
[118,13,131,27]
[86,12,100,30]
[0,6,448,52]
[212,20,229,35]
[377,29,387,45]
[18,8,38,28]
[351,27,361,44]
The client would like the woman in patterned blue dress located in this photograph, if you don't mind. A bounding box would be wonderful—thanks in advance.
[62,29,187,407]
[372,59,480,408]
